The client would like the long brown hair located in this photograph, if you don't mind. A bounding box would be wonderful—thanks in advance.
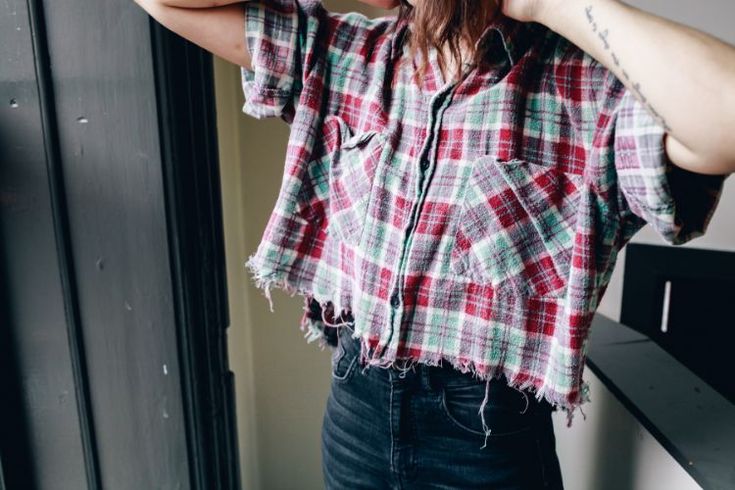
[395,0,503,86]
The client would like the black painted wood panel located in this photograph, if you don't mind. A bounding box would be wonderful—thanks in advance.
[0,0,93,488]
[1,0,237,488]
[587,314,735,490]
[41,1,191,487]
[621,243,735,404]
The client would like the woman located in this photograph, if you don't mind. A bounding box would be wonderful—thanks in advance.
[134,0,733,488]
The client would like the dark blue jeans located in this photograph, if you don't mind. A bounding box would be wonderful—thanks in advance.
[321,324,565,489]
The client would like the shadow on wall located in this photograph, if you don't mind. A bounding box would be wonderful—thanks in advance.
[590,385,639,489]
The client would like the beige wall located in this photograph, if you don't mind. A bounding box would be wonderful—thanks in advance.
[215,4,385,489]
[214,1,734,489]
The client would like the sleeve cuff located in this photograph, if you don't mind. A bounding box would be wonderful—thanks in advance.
[614,89,728,245]
[240,0,318,120]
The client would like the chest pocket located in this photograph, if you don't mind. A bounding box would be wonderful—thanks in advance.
[327,115,388,248]
[450,156,584,298]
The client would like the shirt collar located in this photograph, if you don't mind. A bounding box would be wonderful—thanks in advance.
[390,13,540,68]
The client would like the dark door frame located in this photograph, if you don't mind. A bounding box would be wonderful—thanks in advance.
[0,0,239,488]
[151,19,241,490]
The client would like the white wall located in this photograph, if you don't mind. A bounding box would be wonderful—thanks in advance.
[561,2,735,489]
[215,1,735,488]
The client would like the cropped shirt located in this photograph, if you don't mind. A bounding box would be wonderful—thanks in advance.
[239,0,727,426]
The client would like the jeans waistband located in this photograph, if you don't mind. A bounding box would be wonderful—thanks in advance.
[334,323,553,416]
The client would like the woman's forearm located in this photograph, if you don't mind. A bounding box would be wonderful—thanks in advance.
[537,0,735,175]
[133,0,253,68]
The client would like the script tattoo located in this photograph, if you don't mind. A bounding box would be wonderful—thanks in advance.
[585,5,671,131]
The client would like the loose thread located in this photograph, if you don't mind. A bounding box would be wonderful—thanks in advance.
[319,303,353,328]
[479,378,492,449]
[244,261,593,429]
[263,282,274,313]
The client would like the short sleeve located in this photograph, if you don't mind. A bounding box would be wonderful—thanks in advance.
[240,0,323,122]
[611,87,728,245]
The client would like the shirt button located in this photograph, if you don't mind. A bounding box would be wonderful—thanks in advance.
[390,292,400,308]
[420,158,430,171]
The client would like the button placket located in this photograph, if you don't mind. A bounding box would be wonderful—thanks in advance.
[377,86,457,358]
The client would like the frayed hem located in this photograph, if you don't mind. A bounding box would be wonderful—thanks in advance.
[244,254,592,428]
[244,254,355,349]
[349,331,592,429]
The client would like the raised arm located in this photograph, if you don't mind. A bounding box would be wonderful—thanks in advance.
[132,0,400,71]
[133,0,254,69]
[505,0,735,176]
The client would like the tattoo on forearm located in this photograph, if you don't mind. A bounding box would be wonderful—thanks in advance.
[584,5,671,131]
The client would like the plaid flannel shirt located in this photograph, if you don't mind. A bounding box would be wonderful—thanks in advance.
[240,0,727,426]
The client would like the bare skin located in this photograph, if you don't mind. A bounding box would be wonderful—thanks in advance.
[131,0,400,71]
[133,0,735,176]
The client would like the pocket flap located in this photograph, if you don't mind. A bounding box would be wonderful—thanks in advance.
[341,129,380,150]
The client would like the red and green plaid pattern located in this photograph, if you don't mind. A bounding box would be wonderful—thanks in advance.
[240,0,727,426]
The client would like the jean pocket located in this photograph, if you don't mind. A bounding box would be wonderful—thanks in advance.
[450,156,584,298]
[330,325,359,383]
[438,378,538,438]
